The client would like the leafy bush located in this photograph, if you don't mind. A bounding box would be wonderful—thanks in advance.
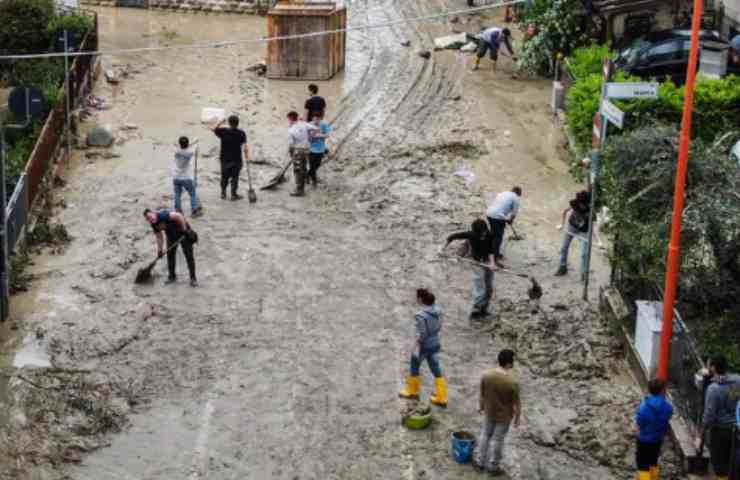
[565,44,740,156]
[515,0,590,76]
[47,13,95,37]
[602,125,740,370]
[566,43,612,79]
[0,0,55,58]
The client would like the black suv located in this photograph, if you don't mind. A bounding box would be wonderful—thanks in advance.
[615,29,740,83]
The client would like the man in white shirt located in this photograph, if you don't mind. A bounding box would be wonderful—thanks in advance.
[287,110,318,197]
[485,186,522,268]
[473,27,514,72]
[172,136,202,217]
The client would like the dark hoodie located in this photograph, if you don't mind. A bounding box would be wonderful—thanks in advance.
[636,393,673,443]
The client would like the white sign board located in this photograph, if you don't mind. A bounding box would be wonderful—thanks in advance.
[601,99,624,129]
[605,82,659,99]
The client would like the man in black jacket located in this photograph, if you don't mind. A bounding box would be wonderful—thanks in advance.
[555,190,591,279]
[443,219,496,320]
[144,208,198,287]
[210,115,249,201]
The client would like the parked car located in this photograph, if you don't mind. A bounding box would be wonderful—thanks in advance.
[615,29,740,83]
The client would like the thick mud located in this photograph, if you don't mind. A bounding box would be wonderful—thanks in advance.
[1,3,686,480]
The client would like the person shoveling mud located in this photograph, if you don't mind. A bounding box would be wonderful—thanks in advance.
[442,219,496,321]
[486,186,522,268]
[470,27,516,73]
[140,208,198,287]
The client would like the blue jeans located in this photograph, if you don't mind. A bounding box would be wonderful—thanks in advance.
[173,179,198,213]
[559,223,589,274]
[410,347,443,378]
[473,266,494,315]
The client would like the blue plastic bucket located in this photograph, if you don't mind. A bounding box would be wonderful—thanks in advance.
[450,431,475,464]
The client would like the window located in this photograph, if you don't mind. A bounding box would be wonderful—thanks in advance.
[646,40,680,63]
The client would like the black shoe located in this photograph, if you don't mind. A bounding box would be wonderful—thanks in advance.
[221,191,227,200]
[190,278,198,287]
[164,276,176,285]
[554,266,567,276]
[231,193,244,201]
[192,206,203,217]
[489,467,505,476]
[290,190,304,197]
[469,311,482,321]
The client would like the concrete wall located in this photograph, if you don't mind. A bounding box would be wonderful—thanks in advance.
[80,0,260,14]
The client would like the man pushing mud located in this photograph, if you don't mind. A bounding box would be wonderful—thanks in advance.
[471,27,515,73]
[144,208,198,287]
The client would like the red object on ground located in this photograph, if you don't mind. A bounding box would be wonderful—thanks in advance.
[592,112,601,147]
[657,0,703,382]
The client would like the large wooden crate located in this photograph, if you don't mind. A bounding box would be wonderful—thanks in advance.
[267,1,347,80]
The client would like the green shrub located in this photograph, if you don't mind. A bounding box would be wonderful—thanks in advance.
[0,0,55,57]
[7,58,66,109]
[566,43,612,79]
[47,14,95,37]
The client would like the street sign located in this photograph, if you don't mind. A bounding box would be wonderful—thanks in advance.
[605,82,659,99]
[8,87,45,120]
[601,99,624,129]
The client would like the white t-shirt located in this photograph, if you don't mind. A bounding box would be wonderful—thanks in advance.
[172,147,196,181]
[288,121,317,149]
[486,191,520,220]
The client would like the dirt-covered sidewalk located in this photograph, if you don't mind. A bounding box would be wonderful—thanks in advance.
[1,3,686,480]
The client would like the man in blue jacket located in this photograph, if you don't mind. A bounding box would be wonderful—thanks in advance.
[635,378,673,480]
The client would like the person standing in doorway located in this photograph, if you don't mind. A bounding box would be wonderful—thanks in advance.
[442,219,496,320]
[555,190,591,279]
[143,208,198,287]
[398,288,447,408]
[172,136,202,217]
[287,111,317,197]
[308,113,331,187]
[700,355,740,480]
[634,378,673,480]
[211,115,248,201]
[304,84,326,122]
[472,27,515,72]
[475,349,520,476]
[485,186,522,268]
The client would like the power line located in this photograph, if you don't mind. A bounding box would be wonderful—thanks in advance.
[0,0,525,60]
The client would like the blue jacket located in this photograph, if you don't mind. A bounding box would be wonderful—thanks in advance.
[636,394,673,443]
[415,304,442,352]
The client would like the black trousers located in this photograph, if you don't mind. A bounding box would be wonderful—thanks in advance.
[165,229,196,280]
[635,440,662,471]
[710,426,735,477]
[487,217,507,259]
[308,152,324,183]
[221,163,241,195]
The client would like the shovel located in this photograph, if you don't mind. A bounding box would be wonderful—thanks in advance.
[245,157,257,203]
[260,157,292,190]
[134,237,183,284]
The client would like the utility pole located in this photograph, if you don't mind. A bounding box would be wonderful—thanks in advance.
[657,0,704,381]
[64,29,73,163]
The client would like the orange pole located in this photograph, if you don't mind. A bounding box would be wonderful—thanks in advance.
[657,0,703,382]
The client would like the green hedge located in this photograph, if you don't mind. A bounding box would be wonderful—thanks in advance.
[565,45,740,156]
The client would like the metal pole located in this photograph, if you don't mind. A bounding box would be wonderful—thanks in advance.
[0,123,8,321]
[582,83,607,301]
[657,0,703,382]
[64,30,72,163]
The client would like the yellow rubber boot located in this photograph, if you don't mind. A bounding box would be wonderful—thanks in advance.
[430,377,448,408]
[649,466,659,480]
[472,57,481,71]
[637,471,651,480]
[399,376,420,399]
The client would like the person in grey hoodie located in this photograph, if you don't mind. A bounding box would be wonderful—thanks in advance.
[701,355,740,480]
[399,289,447,407]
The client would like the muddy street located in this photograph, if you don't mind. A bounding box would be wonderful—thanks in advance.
[0,3,676,480]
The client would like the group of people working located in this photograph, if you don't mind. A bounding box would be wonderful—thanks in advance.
[141,84,331,286]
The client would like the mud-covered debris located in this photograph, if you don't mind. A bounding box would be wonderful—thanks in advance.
[86,125,115,148]
[400,40,411,47]
[433,33,468,50]
[418,50,431,59]
[104,69,119,84]
[121,123,138,131]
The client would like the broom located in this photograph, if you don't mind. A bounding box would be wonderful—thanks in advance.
[134,237,184,284]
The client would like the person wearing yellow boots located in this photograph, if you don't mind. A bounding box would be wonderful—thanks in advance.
[634,378,673,480]
[399,288,447,408]
[471,27,515,73]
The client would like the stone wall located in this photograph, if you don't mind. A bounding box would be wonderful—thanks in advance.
[80,0,261,14]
